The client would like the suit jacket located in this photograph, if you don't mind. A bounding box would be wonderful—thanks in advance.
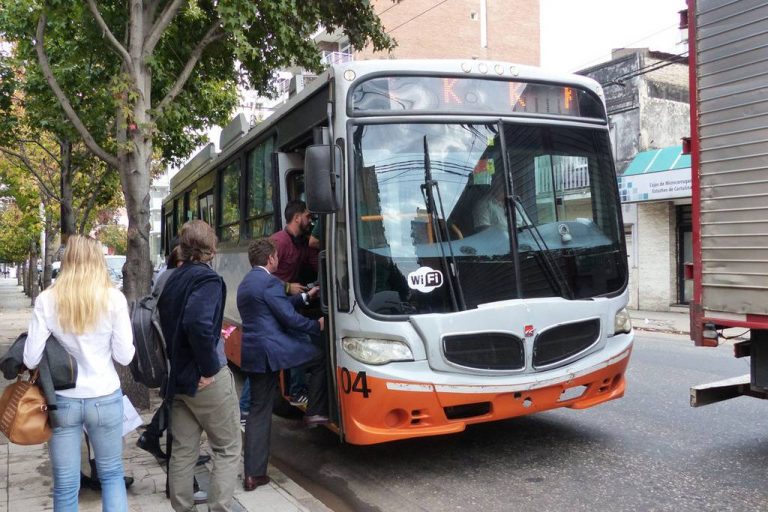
[237,267,321,373]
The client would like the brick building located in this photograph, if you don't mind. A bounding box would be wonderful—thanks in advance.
[347,0,539,64]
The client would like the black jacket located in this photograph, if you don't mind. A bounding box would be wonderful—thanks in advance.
[158,261,225,397]
[0,333,77,425]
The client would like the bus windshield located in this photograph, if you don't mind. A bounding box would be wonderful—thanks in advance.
[352,122,626,315]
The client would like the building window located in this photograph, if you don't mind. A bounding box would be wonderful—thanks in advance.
[219,161,241,243]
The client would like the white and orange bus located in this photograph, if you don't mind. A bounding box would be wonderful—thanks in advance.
[162,59,634,445]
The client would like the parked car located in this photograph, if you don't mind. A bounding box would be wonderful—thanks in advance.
[38,261,61,290]
[104,255,126,290]
[107,267,123,290]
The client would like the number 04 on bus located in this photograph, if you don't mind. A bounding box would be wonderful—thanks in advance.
[163,60,634,445]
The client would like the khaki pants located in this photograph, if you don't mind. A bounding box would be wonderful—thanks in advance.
[169,366,241,512]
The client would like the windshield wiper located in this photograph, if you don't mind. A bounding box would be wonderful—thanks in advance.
[497,122,573,300]
[420,135,466,311]
[512,197,574,300]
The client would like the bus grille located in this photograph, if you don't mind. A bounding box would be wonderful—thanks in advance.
[532,319,601,368]
[443,333,524,371]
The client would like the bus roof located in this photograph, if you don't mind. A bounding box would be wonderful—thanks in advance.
[333,59,604,97]
[165,59,605,206]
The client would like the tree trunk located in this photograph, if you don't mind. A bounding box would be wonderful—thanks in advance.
[112,49,152,409]
[27,243,39,304]
[60,139,76,241]
[120,145,152,303]
[23,256,30,296]
[118,50,153,303]
[42,210,57,290]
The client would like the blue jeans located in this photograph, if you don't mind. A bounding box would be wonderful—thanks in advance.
[239,378,251,414]
[49,389,127,512]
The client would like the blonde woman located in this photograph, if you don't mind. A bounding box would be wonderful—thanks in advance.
[23,236,135,511]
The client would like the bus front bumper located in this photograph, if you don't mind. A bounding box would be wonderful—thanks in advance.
[337,342,632,445]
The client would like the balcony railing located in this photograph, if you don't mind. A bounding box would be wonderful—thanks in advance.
[321,51,353,66]
[535,156,590,194]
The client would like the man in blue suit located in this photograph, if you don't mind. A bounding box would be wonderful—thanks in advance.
[237,238,328,492]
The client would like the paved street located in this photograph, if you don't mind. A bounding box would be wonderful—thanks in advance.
[269,332,768,512]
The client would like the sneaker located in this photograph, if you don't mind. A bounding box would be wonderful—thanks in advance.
[193,490,208,504]
[289,393,308,406]
[303,414,330,428]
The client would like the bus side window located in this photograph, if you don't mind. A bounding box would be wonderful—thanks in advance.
[219,160,241,243]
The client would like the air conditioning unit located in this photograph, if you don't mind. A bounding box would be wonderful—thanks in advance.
[289,74,318,96]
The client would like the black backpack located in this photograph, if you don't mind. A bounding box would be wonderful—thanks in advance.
[128,271,172,388]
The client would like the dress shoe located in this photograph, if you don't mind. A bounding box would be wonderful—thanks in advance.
[303,414,330,427]
[196,454,211,466]
[136,432,167,460]
[243,475,270,491]
[80,473,134,491]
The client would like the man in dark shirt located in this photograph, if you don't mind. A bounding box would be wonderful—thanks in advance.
[269,200,316,295]
[269,200,319,404]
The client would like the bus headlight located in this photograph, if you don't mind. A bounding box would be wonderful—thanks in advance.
[342,337,414,365]
[614,308,632,335]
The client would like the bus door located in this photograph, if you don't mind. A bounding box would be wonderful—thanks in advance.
[275,152,304,219]
[274,153,342,435]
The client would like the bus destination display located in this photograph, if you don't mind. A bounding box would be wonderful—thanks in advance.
[351,75,605,119]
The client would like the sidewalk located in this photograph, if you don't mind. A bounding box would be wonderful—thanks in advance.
[628,308,692,336]
[0,279,330,512]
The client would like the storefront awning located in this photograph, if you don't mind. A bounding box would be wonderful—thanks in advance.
[618,145,691,203]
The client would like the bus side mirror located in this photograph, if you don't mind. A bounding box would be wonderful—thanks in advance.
[305,144,341,213]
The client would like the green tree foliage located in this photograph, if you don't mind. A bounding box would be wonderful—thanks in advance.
[96,223,128,255]
[0,150,43,265]
[0,0,394,302]
[0,34,124,239]
[0,203,37,263]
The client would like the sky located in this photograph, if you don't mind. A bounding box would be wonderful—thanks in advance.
[540,0,688,73]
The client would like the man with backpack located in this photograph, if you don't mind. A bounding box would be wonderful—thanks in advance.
[132,241,209,503]
[156,220,241,511]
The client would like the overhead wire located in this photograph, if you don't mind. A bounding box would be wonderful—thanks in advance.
[385,0,451,34]
[326,0,450,45]
[599,50,689,88]
[570,22,681,72]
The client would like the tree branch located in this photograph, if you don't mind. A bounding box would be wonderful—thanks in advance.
[85,0,132,66]
[155,22,224,115]
[18,139,61,167]
[144,0,185,55]
[19,143,60,202]
[78,167,113,234]
[0,145,60,202]
[35,14,120,169]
